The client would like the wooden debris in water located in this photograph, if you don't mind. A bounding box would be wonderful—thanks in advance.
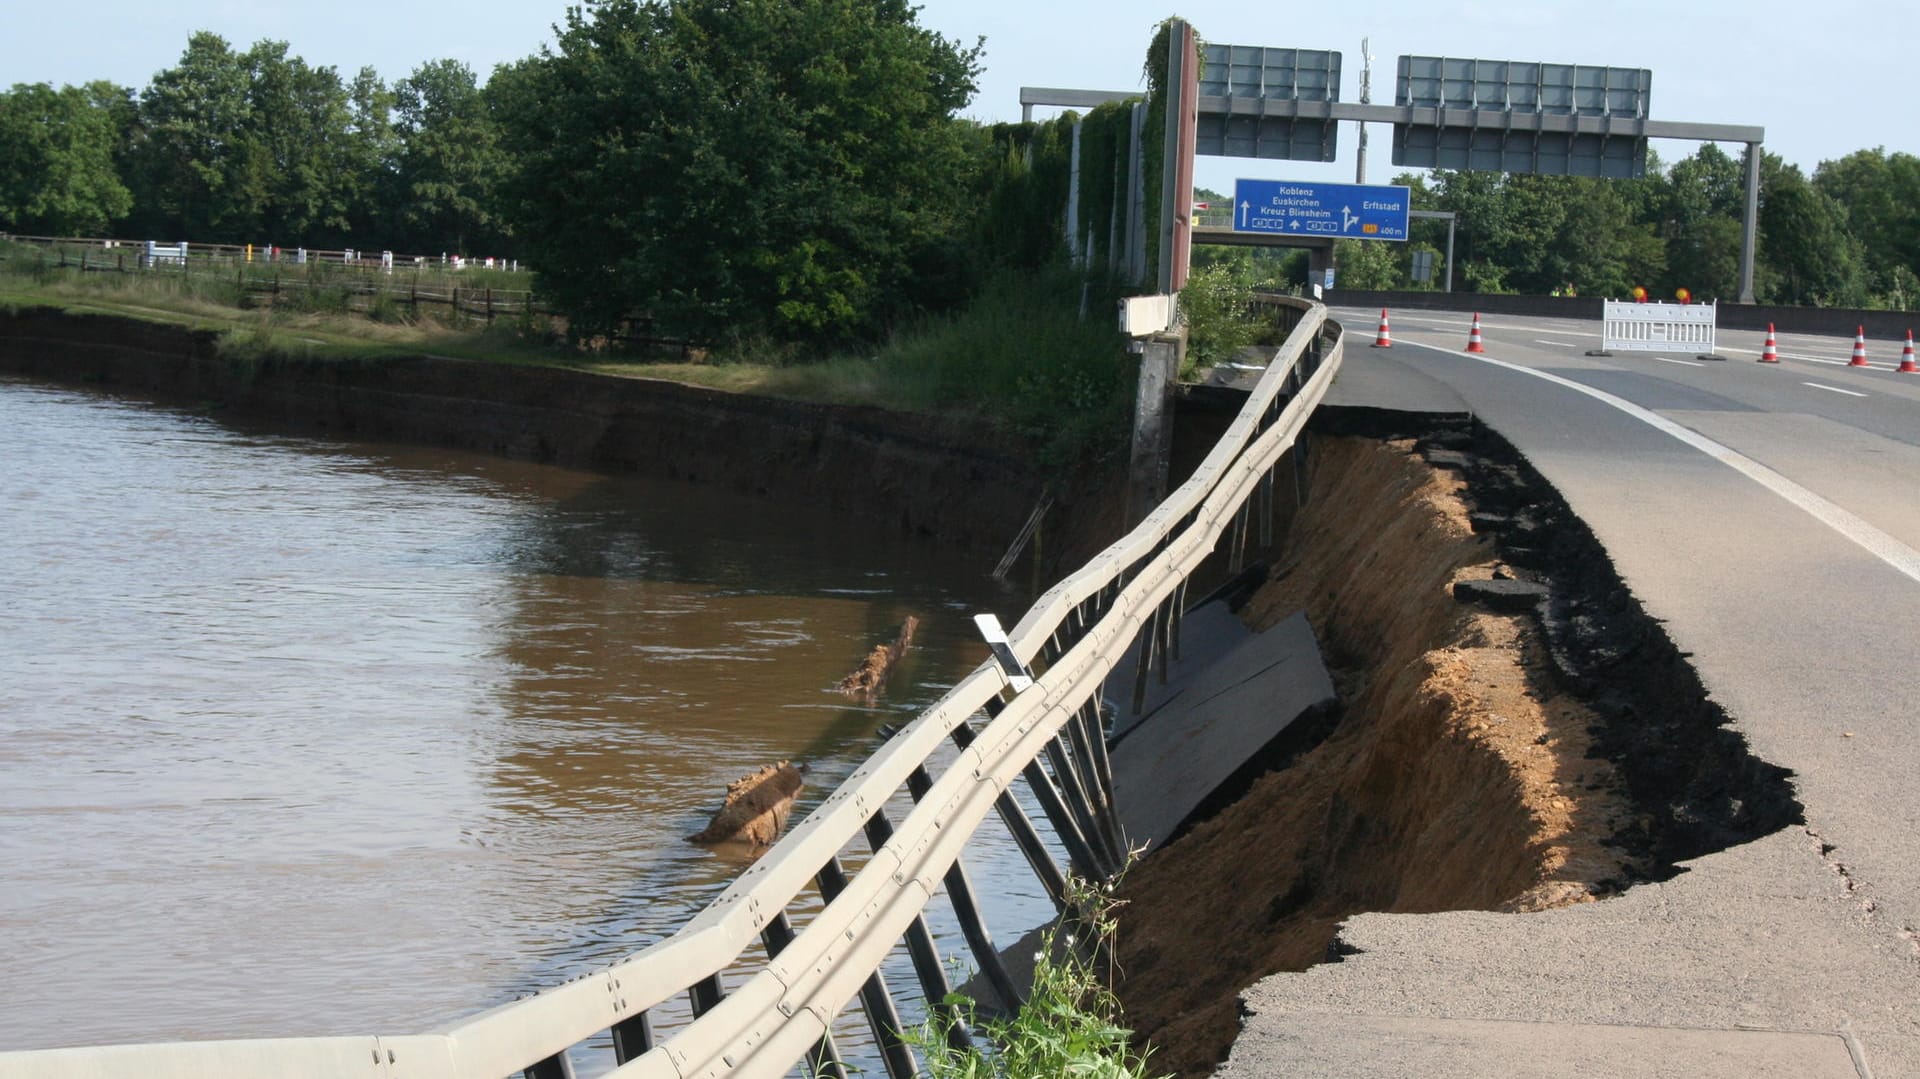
[835,615,920,702]
[688,761,806,847]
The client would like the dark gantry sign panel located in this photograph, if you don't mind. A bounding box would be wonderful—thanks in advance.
[1392,56,1652,178]
[1196,44,1341,162]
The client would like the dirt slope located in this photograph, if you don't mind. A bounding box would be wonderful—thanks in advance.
[1114,436,1630,1078]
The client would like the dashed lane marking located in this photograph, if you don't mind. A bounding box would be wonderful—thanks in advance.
[1654,357,1706,368]
[1401,341,1920,586]
[1803,382,1869,398]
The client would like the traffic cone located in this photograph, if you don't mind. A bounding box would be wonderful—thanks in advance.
[1898,331,1917,373]
[1758,323,1780,363]
[1371,309,1393,348]
[1464,312,1486,353]
[1849,327,1870,368]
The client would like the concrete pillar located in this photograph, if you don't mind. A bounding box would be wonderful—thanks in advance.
[1307,247,1334,294]
[1738,142,1761,304]
[1126,333,1183,527]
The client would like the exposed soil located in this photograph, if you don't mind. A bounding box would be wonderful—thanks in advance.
[1112,422,1800,1078]
[0,306,1113,568]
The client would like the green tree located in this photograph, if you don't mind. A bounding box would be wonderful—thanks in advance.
[0,81,134,234]
[239,41,360,244]
[493,0,984,344]
[1815,148,1920,299]
[1761,156,1866,306]
[1333,237,1399,289]
[1657,144,1745,299]
[392,60,505,256]
[125,34,364,245]
[341,66,401,243]
[126,32,254,238]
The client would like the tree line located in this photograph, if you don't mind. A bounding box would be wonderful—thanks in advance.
[0,0,1011,346]
[1317,143,1920,310]
[3,4,1914,352]
[0,32,509,261]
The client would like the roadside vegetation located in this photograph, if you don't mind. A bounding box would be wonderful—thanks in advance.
[907,873,1167,1079]
[0,238,1139,470]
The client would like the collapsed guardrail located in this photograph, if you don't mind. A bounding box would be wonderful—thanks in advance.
[1,302,1343,1079]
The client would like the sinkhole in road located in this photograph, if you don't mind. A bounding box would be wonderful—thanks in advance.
[1110,416,1802,1079]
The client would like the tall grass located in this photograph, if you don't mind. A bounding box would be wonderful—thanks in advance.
[597,268,1139,471]
[869,269,1139,468]
[2,244,1138,470]
[907,872,1166,1079]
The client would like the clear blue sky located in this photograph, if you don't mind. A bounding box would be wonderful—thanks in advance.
[8,0,1911,194]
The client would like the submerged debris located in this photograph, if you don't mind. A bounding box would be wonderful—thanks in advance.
[836,615,920,702]
[689,761,806,847]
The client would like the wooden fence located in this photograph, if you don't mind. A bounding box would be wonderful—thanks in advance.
[0,234,687,354]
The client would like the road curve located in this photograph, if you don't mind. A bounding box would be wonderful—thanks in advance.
[1223,307,1920,1077]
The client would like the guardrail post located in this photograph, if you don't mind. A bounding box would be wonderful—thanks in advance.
[609,1010,655,1065]
[976,615,1112,881]
[1063,700,1126,865]
[863,808,975,1049]
[1228,502,1252,573]
[817,856,918,1079]
[1260,467,1277,547]
[949,722,1069,911]
[1294,431,1312,507]
[1043,735,1114,875]
[690,972,725,1016]
[524,1050,575,1079]
[1130,605,1160,716]
[761,912,849,1078]
[900,761,1027,1011]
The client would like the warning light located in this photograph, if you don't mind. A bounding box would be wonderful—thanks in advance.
[1631,286,1648,303]
[1675,287,1692,305]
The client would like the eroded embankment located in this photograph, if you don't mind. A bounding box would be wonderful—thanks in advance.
[1113,426,1800,1078]
[0,306,1120,564]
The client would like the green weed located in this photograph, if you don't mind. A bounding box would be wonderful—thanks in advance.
[906,870,1165,1079]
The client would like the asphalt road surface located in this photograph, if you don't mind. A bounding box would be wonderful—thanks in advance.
[1223,307,1920,1078]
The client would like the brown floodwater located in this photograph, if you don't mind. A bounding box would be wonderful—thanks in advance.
[0,374,1060,1061]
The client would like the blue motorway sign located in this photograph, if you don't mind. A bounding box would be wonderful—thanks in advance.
[1233,179,1411,241]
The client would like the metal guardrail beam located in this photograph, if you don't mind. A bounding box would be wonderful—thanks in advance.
[0,304,1345,1079]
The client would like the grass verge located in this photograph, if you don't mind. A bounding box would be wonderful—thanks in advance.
[3,248,1139,472]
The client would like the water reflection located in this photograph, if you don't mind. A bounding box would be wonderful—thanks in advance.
[0,374,1038,1056]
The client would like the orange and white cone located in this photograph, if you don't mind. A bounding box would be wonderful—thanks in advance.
[1898,331,1917,373]
[1371,309,1393,348]
[1848,326,1870,368]
[1464,312,1486,353]
[1758,323,1780,363]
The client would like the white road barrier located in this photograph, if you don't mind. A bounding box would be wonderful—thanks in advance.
[1599,299,1718,357]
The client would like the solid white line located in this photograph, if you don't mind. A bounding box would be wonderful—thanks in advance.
[1534,339,1578,347]
[1803,381,1869,398]
[1654,357,1705,368]
[1415,344,1920,586]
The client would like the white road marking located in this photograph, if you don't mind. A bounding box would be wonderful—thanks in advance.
[1535,339,1578,347]
[1410,343,1920,586]
[1803,381,1869,398]
[1654,357,1705,368]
